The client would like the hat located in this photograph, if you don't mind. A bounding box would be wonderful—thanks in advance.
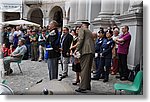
[81,21,90,26]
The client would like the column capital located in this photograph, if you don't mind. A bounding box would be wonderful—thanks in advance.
[128,1,143,14]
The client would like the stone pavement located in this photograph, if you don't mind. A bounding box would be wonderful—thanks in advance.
[3,60,133,95]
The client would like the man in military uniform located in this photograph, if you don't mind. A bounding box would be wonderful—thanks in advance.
[75,22,95,93]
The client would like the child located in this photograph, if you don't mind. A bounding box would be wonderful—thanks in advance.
[8,44,15,56]
[100,30,115,82]
[1,44,8,57]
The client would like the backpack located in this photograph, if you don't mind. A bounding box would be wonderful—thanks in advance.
[128,64,140,82]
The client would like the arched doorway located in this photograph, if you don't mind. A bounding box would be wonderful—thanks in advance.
[27,8,43,26]
[49,6,63,27]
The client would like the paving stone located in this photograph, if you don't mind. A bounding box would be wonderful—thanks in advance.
[3,60,140,95]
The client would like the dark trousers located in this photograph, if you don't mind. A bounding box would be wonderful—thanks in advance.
[94,57,103,78]
[95,57,100,71]
[100,57,111,80]
[31,43,38,60]
[26,44,31,58]
[118,53,129,78]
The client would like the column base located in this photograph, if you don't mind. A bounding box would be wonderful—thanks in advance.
[91,12,120,30]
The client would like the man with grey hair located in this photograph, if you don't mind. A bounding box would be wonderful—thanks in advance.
[3,38,27,75]
[46,20,61,80]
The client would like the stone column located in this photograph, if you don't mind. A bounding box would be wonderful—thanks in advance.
[76,0,87,23]
[20,0,23,20]
[120,0,130,15]
[63,17,68,27]
[117,1,143,69]
[0,11,3,46]
[0,12,3,24]
[0,11,4,79]
[114,0,120,14]
[92,0,119,31]
[20,12,23,20]
[43,17,49,26]
[99,0,115,17]
[69,1,76,24]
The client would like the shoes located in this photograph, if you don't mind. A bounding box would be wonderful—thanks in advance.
[5,69,13,75]
[58,74,68,81]
[60,75,67,79]
[87,88,91,91]
[59,74,62,76]
[10,69,13,74]
[91,77,99,80]
[59,74,68,77]
[58,78,62,81]
[32,59,37,61]
[72,80,80,85]
[120,77,128,81]
[103,79,108,82]
[75,88,87,93]
[99,76,105,79]
[38,60,42,62]
[115,76,121,79]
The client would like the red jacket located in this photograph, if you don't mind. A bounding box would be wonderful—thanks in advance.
[8,48,15,56]
[2,47,8,57]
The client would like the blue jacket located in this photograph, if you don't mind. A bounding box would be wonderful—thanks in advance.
[101,38,115,59]
[95,38,104,54]
[46,28,61,58]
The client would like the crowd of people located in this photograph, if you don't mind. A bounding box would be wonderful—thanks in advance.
[1,20,131,93]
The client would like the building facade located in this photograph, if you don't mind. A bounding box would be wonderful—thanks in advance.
[0,0,22,21]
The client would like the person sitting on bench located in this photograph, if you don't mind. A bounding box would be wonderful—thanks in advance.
[3,38,27,75]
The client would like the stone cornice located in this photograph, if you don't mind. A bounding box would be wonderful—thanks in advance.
[116,12,143,22]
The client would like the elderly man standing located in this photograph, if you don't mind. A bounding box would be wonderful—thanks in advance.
[3,38,27,75]
[75,22,95,93]
[46,20,61,80]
